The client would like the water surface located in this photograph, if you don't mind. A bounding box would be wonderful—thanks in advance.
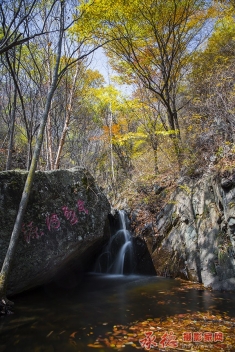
[0,274,235,351]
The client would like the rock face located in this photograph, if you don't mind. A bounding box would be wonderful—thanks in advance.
[133,173,235,290]
[0,167,111,295]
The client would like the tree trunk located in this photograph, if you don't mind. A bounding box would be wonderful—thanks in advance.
[45,126,51,170]
[45,25,54,171]
[6,88,17,171]
[0,0,65,301]
[152,139,159,175]
[26,134,33,171]
[54,62,79,169]
[109,103,116,192]
[167,109,182,168]
[46,111,54,170]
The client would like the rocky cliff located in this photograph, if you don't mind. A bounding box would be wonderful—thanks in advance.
[131,172,235,290]
[0,167,110,295]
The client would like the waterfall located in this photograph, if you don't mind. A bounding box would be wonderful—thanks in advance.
[95,210,134,275]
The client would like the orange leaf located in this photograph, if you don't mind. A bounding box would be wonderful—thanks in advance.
[70,331,78,338]
[87,343,104,348]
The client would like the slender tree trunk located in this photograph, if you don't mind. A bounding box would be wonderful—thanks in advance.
[54,62,79,169]
[172,110,183,167]
[0,0,65,300]
[164,84,182,165]
[151,136,159,175]
[109,103,116,189]
[166,109,182,167]
[5,48,30,149]
[45,126,51,170]
[172,99,181,139]
[26,137,33,171]
[6,88,17,171]
[47,111,53,170]
[45,25,54,171]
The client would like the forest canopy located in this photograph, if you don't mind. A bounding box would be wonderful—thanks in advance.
[0,0,234,201]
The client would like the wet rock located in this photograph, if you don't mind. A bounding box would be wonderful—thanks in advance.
[132,237,156,275]
[209,277,235,291]
[0,299,14,316]
[0,167,111,296]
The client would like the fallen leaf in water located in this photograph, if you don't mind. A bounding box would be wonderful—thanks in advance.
[87,343,104,348]
[70,331,78,338]
[88,311,235,351]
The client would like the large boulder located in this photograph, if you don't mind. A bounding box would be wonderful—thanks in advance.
[131,172,235,290]
[0,167,111,295]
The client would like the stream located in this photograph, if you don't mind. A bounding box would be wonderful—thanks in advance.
[1,274,235,351]
[1,212,235,351]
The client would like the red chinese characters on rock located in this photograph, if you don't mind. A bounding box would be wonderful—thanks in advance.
[46,213,60,231]
[159,331,178,348]
[22,222,44,243]
[61,206,78,225]
[23,199,88,243]
[139,331,158,350]
[61,199,88,225]
[77,199,88,214]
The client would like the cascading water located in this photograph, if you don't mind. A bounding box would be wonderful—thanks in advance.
[95,210,134,275]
